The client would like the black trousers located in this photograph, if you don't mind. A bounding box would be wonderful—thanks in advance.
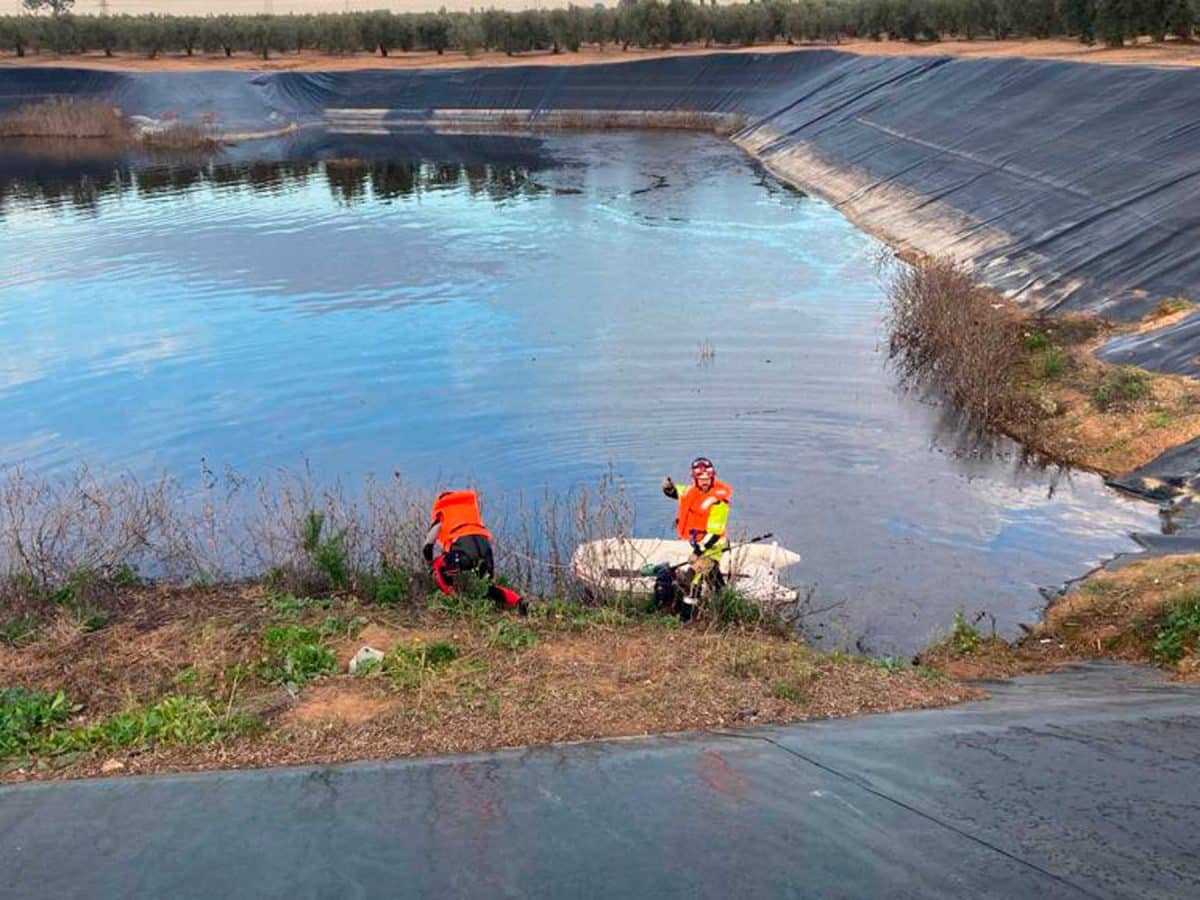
[444,534,495,580]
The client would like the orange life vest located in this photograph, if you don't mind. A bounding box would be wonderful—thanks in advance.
[676,479,732,541]
[432,490,492,548]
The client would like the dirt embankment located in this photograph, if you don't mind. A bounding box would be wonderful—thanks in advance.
[0,583,978,783]
[2,37,1200,73]
[920,554,1200,681]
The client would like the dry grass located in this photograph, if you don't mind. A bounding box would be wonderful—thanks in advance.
[886,257,1200,476]
[0,98,128,140]
[0,98,222,151]
[0,582,978,782]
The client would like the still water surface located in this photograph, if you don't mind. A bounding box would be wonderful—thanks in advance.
[0,130,1160,652]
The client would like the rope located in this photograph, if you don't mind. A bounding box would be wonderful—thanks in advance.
[501,546,576,573]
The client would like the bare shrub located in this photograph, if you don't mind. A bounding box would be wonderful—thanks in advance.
[885,257,1041,431]
[0,99,129,141]
[497,468,635,600]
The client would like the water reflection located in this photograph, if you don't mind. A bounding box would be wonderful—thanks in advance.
[0,155,547,216]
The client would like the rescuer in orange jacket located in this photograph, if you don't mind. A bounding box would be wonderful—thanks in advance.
[660,457,732,619]
[422,489,524,613]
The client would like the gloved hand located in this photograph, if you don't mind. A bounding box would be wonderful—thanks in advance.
[422,543,434,563]
[661,475,675,492]
[689,541,703,562]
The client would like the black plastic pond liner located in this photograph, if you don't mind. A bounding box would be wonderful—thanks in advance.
[1107,434,1200,539]
[1098,312,1200,378]
[1108,435,1200,500]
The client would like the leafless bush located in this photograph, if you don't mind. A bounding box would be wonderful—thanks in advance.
[495,468,635,600]
[885,256,1041,431]
[0,99,129,140]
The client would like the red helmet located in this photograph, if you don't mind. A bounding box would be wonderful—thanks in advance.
[691,457,716,484]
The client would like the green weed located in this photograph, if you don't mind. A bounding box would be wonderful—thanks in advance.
[1150,411,1173,429]
[951,608,981,656]
[916,665,944,682]
[428,578,496,623]
[1035,347,1065,379]
[45,696,257,756]
[318,615,366,639]
[1023,331,1049,352]
[0,616,40,647]
[771,680,807,703]
[1094,366,1151,411]
[383,640,460,690]
[1154,297,1193,318]
[73,603,112,633]
[302,510,349,590]
[366,564,411,606]
[489,620,537,652]
[109,564,141,589]
[870,656,909,674]
[270,592,333,616]
[258,624,335,689]
[351,657,381,677]
[706,588,762,627]
[1151,592,1200,665]
[0,689,74,758]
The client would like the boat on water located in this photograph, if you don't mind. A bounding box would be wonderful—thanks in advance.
[570,537,801,605]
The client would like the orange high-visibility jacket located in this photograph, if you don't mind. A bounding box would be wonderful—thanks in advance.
[675,479,732,542]
[431,490,492,549]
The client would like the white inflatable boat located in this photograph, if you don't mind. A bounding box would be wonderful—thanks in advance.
[570,537,801,605]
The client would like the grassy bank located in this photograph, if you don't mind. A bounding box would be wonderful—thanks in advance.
[920,554,1200,681]
[0,466,982,782]
[887,257,1200,476]
[0,578,978,782]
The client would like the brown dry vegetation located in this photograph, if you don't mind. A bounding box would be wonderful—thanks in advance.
[0,583,978,782]
[920,554,1200,681]
[0,97,221,151]
[0,97,128,139]
[887,258,1200,476]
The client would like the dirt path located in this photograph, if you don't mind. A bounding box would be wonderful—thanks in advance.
[2,37,1199,73]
